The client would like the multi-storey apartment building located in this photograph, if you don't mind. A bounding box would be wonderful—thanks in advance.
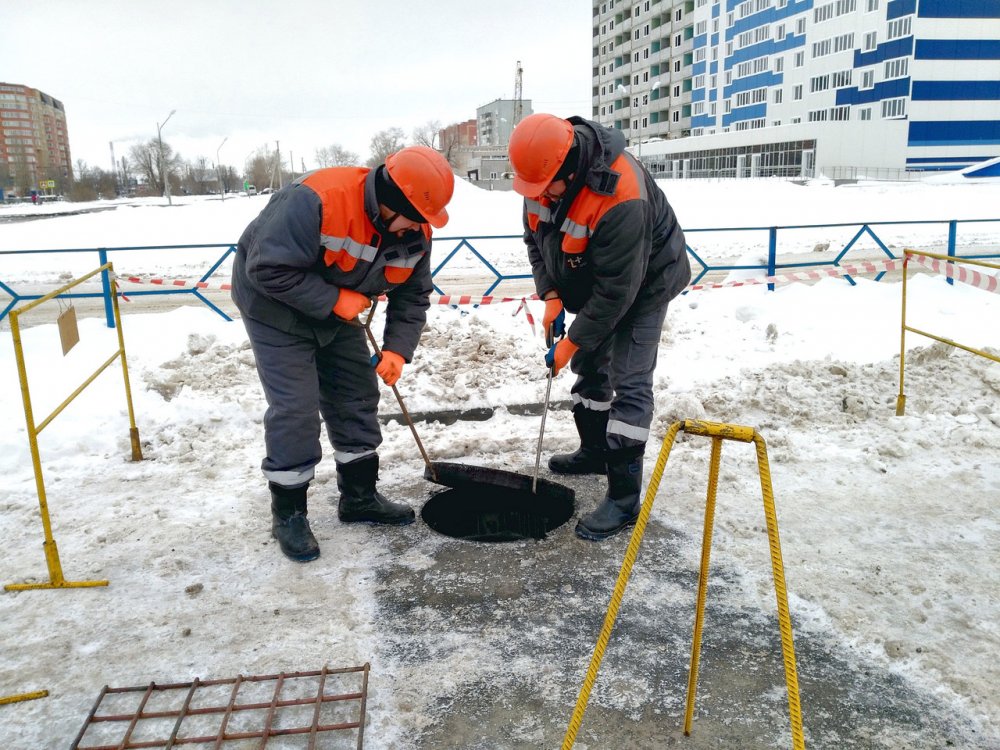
[592,1,1000,178]
[0,82,73,196]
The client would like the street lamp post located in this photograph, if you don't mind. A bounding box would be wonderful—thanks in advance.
[156,109,176,205]
[216,136,228,202]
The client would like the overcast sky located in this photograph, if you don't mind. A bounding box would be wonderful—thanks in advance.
[1,0,592,172]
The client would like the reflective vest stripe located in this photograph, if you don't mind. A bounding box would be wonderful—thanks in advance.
[321,234,378,262]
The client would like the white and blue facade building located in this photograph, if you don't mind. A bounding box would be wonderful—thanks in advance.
[591,0,1000,178]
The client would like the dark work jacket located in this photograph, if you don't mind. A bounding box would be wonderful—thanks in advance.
[231,167,432,360]
[522,117,690,352]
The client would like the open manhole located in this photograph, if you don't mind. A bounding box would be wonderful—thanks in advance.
[421,462,575,542]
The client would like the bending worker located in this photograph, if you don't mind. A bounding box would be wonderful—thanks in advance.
[231,146,455,562]
[508,113,690,541]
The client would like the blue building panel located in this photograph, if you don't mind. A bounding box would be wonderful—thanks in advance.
[723,103,767,127]
[711,33,719,47]
[915,39,1000,59]
[710,61,719,75]
[725,71,784,98]
[918,0,1000,18]
[709,89,718,102]
[886,0,917,20]
[906,156,993,163]
[693,88,707,103]
[908,121,1000,147]
[694,33,708,49]
[727,0,814,41]
[726,34,805,70]
[692,114,716,128]
[693,61,707,76]
[853,37,914,68]
[912,81,1000,100]
[836,78,911,106]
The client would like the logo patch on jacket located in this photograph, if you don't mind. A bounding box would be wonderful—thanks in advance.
[566,254,587,270]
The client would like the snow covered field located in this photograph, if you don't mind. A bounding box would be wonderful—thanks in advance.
[1,177,999,749]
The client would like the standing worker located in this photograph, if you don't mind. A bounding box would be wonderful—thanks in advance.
[231,146,454,562]
[508,113,690,541]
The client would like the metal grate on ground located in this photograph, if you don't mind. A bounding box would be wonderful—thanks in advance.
[70,665,369,749]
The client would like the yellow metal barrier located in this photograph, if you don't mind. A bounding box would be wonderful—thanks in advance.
[0,690,48,706]
[897,250,1000,416]
[562,419,805,750]
[5,262,142,592]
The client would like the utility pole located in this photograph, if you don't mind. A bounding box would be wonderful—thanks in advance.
[157,109,176,205]
[216,136,228,202]
[109,141,119,196]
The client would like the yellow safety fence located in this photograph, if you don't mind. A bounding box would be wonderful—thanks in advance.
[562,420,805,750]
[897,249,1000,416]
[5,262,142,592]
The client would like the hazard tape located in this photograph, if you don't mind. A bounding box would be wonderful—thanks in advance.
[909,253,999,294]
[114,253,998,306]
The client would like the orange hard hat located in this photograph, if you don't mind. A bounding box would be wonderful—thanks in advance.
[384,146,455,228]
[508,113,575,198]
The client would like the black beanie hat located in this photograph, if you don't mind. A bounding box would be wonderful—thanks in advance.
[552,136,580,183]
[375,166,426,223]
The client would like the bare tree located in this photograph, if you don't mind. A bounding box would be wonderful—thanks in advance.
[366,127,406,168]
[128,138,182,195]
[439,128,463,168]
[315,144,361,168]
[411,120,441,149]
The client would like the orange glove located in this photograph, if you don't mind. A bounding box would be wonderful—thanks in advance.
[332,288,371,320]
[545,337,579,376]
[543,297,564,337]
[375,350,405,386]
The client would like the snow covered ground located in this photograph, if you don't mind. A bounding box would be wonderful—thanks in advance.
[1,177,999,749]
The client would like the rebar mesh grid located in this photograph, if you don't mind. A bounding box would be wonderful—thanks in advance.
[71,665,369,749]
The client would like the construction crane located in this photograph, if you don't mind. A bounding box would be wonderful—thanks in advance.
[513,60,524,127]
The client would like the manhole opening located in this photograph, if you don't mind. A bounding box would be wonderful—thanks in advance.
[421,485,574,543]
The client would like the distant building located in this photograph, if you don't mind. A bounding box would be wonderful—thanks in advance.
[476,98,532,147]
[0,82,73,196]
[439,119,478,149]
[592,1,1000,178]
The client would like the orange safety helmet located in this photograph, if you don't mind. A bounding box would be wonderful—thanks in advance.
[508,113,575,198]
[384,146,455,228]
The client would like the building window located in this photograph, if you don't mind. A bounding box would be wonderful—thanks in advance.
[672,109,680,122]
[885,57,908,79]
[860,107,872,120]
[774,88,783,104]
[832,70,852,87]
[808,109,829,121]
[887,16,911,40]
[866,0,878,10]
[775,56,784,72]
[861,69,874,89]
[793,84,803,100]
[830,105,850,120]
[795,51,805,67]
[864,31,877,51]
[881,97,906,118]
[796,17,806,34]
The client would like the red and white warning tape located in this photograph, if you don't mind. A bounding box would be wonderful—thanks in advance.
[113,253,998,308]
[909,253,999,294]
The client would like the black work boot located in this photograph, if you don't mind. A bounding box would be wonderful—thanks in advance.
[337,455,415,525]
[575,448,644,541]
[549,408,609,475]
[269,482,320,562]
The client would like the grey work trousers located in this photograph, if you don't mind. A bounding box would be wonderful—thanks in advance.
[243,316,381,488]
[568,302,669,453]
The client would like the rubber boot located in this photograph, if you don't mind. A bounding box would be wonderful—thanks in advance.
[575,449,643,541]
[337,455,415,525]
[270,482,320,562]
[548,408,609,475]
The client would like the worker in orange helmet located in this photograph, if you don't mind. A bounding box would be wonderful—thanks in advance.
[509,113,690,541]
[231,145,454,562]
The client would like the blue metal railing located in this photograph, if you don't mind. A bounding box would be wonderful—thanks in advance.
[1,219,998,327]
